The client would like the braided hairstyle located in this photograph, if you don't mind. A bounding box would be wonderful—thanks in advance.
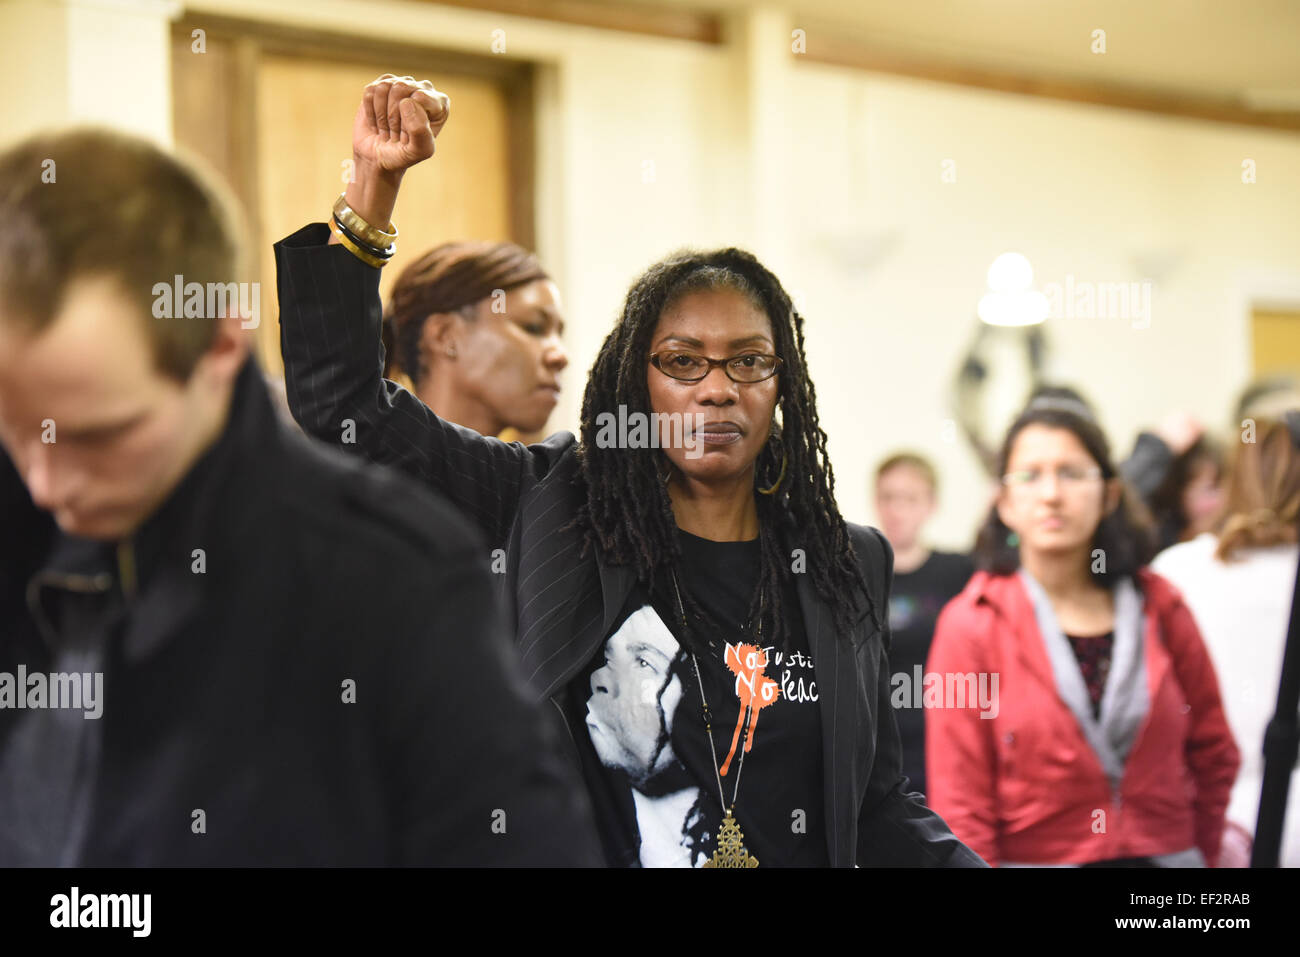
[566,247,872,648]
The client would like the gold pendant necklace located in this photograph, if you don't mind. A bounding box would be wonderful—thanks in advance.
[703,809,760,868]
[671,569,761,868]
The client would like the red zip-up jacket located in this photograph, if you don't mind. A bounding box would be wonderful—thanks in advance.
[925,568,1239,866]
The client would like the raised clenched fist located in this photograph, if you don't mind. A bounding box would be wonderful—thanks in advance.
[351,74,450,175]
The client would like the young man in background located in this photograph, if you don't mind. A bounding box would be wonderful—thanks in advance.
[874,453,974,799]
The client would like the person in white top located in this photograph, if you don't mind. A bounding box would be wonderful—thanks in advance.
[1152,417,1300,867]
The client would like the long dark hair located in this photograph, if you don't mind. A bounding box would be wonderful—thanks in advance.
[973,398,1155,582]
[1148,436,1224,548]
[566,247,872,647]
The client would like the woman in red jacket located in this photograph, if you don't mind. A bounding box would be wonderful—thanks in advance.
[926,396,1239,866]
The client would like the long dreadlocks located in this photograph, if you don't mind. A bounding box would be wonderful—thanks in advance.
[566,247,874,648]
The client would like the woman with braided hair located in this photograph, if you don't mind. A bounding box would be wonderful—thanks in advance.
[275,73,983,867]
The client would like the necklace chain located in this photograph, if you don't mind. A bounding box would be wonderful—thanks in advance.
[669,568,760,815]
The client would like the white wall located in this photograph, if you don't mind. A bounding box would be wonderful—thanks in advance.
[0,0,173,145]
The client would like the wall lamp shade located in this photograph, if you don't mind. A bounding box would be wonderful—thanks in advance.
[978,252,1048,326]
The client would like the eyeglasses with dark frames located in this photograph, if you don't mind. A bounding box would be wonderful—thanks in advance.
[648,351,783,384]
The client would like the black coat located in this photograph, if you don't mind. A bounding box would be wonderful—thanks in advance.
[0,358,600,866]
[276,223,987,867]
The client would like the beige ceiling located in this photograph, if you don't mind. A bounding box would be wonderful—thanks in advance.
[643,0,1300,103]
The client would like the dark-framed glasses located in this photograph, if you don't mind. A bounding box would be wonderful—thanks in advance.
[648,351,783,384]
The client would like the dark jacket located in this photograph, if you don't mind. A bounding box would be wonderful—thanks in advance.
[0,358,600,866]
[1120,431,1173,505]
[276,223,987,867]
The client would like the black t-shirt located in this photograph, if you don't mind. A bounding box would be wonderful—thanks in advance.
[886,549,974,797]
[561,528,829,867]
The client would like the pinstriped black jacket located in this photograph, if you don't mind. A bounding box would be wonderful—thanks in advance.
[275,222,986,868]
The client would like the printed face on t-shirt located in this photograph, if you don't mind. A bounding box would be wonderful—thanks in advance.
[586,606,685,786]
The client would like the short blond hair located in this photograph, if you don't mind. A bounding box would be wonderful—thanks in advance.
[875,452,938,495]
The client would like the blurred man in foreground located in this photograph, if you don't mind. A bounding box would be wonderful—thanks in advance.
[0,127,598,865]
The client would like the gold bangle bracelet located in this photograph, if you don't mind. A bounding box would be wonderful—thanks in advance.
[330,217,391,269]
[332,214,396,259]
[333,193,398,249]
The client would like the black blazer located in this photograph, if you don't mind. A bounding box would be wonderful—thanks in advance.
[275,223,987,867]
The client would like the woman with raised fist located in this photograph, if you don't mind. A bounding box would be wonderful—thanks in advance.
[275,74,985,868]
